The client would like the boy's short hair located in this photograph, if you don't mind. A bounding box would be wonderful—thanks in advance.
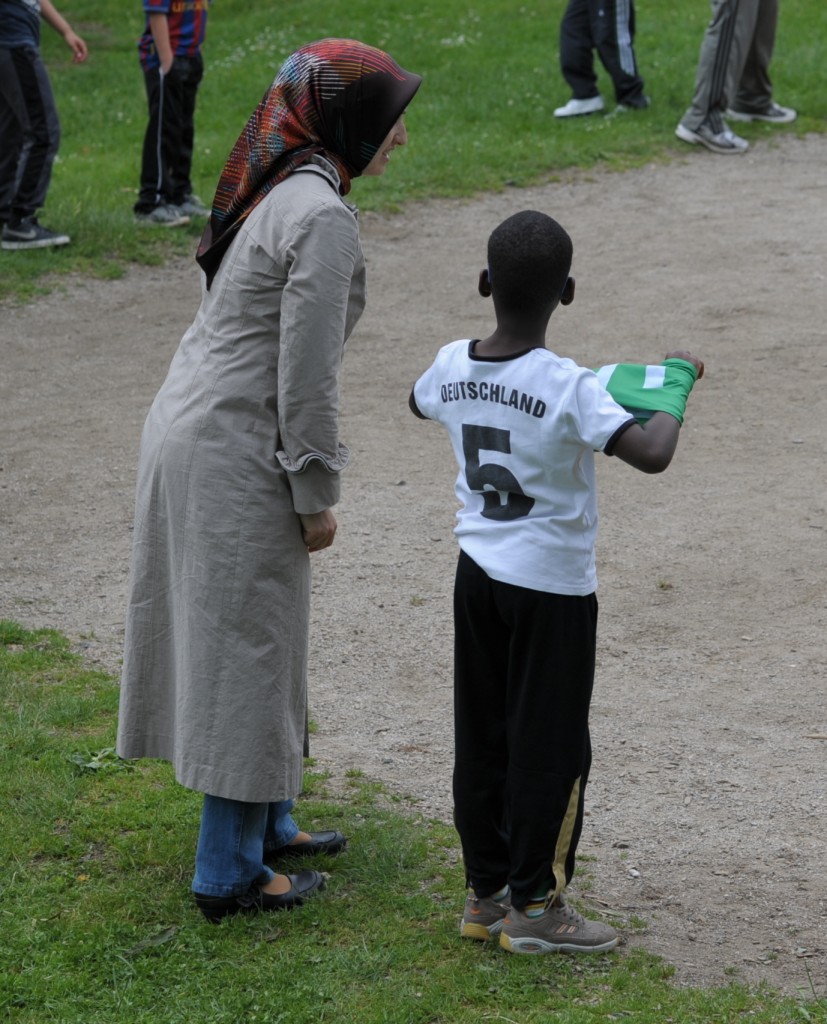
[487,210,572,314]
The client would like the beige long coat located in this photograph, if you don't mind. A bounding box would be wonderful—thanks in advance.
[116,159,366,802]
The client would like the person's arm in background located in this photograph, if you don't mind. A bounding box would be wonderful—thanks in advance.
[39,0,88,62]
[148,11,174,73]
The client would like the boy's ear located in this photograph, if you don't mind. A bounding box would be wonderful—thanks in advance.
[560,276,575,306]
[478,268,492,298]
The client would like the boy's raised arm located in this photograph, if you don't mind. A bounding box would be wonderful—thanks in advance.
[609,350,703,474]
[610,411,682,473]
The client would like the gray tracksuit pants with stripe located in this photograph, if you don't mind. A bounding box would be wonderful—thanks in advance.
[681,0,779,133]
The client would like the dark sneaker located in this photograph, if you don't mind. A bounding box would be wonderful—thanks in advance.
[616,94,651,112]
[460,890,511,941]
[675,121,748,154]
[1,217,70,250]
[135,204,190,227]
[726,103,797,124]
[500,897,619,954]
[177,195,211,218]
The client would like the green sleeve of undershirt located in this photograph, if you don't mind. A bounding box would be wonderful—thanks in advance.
[592,358,699,425]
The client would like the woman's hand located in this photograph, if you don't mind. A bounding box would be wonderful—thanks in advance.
[299,509,337,552]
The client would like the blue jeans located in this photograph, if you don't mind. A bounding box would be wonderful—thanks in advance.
[192,796,301,897]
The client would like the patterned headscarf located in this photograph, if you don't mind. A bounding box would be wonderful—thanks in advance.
[196,38,421,287]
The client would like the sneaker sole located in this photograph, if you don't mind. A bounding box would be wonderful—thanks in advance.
[1,237,70,250]
[135,218,190,228]
[726,109,796,124]
[460,919,505,941]
[675,123,747,155]
[554,104,604,119]
[500,932,619,954]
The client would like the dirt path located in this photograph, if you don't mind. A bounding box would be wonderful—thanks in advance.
[1,133,825,997]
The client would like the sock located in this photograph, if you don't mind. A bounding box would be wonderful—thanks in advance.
[525,884,552,918]
[491,884,509,901]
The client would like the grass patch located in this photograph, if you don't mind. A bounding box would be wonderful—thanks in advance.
[1,0,825,302]
[1,620,825,1023]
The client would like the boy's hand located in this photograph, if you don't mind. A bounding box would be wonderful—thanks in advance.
[665,350,704,379]
[64,30,88,63]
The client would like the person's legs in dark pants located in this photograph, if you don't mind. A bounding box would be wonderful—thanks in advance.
[169,54,203,204]
[559,0,600,100]
[452,552,598,910]
[589,0,646,106]
[0,47,59,224]
[501,582,596,909]
[453,552,511,898]
[0,48,25,225]
[135,64,186,214]
[135,68,165,212]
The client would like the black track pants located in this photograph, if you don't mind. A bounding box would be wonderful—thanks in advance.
[452,551,597,911]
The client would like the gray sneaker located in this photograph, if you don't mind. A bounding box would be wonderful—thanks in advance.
[177,195,211,217]
[675,121,749,154]
[460,890,511,941]
[1,217,70,250]
[135,204,190,227]
[500,898,619,954]
[726,102,797,124]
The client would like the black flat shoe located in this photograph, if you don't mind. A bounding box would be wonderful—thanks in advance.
[194,869,326,923]
[266,829,347,860]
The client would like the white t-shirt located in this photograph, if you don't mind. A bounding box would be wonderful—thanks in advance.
[412,340,633,596]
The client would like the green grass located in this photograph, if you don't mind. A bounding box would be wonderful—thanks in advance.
[1,620,825,1024]
[1,0,825,301]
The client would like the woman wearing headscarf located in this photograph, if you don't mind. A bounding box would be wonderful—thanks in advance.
[117,39,421,922]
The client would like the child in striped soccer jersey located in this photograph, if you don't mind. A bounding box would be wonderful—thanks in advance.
[134,0,210,226]
[410,210,703,954]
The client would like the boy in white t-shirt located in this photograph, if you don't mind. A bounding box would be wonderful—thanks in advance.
[409,210,703,954]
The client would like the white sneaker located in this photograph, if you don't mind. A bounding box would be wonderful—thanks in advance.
[726,103,797,124]
[554,96,604,118]
[675,121,749,154]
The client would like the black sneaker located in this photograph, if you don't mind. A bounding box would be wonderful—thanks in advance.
[1,217,71,250]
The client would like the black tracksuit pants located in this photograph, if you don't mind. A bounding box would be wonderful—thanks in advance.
[135,54,203,214]
[0,45,60,224]
[452,551,597,912]
[559,0,646,105]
